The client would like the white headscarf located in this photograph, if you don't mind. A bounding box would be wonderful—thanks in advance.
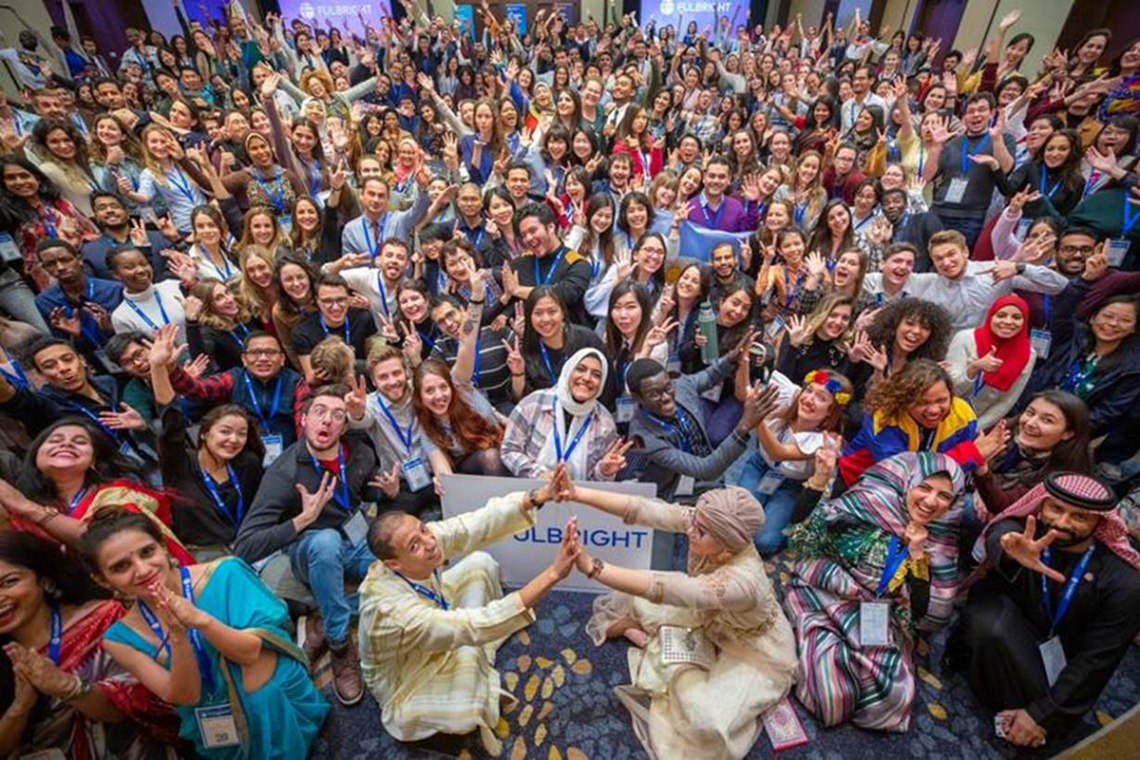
[536,347,609,478]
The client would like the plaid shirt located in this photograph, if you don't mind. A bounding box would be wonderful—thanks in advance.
[502,388,619,481]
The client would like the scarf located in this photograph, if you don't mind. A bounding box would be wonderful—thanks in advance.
[973,294,1032,391]
[534,347,608,478]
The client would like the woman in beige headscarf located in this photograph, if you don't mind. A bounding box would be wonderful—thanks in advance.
[552,467,797,760]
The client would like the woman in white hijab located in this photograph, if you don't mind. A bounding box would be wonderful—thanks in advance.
[502,347,631,480]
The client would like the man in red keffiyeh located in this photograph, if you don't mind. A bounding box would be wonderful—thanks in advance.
[953,472,1140,749]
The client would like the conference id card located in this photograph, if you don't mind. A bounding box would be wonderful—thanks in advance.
[765,314,785,340]
[1106,238,1131,267]
[343,510,369,545]
[945,178,969,204]
[616,395,636,423]
[1030,328,1052,359]
[402,457,432,492]
[195,704,240,748]
[261,434,284,467]
[859,601,891,647]
[0,233,21,264]
[1039,635,1067,687]
[756,471,785,496]
[675,475,695,497]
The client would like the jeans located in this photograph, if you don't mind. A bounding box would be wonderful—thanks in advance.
[934,213,985,253]
[0,270,49,333]
[728,450,804,556]
[288,528,375,644]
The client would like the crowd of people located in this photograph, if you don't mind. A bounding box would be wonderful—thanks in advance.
[0,0,1138,757]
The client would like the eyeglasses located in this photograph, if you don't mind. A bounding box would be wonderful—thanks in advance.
[318,297,349,307]
[120,350,149,366]
[308,407,347,422]
[1059,245,1096,255]
[244,348,282,358]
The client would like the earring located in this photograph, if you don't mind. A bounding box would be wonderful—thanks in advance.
[42,578,61,600]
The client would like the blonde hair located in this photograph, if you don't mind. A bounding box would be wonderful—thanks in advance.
[189,278,254,330]
[238,246,275,319]
[310,336,354,385]
[237,207,283,255]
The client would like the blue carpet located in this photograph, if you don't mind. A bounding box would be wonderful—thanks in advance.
[310,539,1140,759]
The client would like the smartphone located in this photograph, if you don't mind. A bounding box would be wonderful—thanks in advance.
[994,715,1010,739]
[749,341,772,385]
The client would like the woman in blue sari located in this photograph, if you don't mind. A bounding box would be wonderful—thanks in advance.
[82,509,329,759]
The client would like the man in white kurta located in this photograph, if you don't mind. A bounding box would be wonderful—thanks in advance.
[357,489,569,752]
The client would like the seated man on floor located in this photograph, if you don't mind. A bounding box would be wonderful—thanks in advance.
[954,472,1140,748]
[357,473,578,754]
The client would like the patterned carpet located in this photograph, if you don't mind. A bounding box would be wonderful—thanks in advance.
[309,539,1140,759]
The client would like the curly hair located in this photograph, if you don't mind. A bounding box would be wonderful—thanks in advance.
[864,358,954,421]
[866,296,953,363]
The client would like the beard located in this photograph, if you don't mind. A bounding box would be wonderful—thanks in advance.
[1040,519,1092,548]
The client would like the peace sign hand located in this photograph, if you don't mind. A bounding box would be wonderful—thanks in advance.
[598,438,635,479]
[644,317,679,350]
[344,374,367,420]
[999,515,1067,583]
[369,464,401,498]
[503,334,524,376]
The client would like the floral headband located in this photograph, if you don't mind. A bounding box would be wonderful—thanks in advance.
[804,370,851,406]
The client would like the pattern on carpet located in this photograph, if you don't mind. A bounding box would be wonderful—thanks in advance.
[309,539,1140,759]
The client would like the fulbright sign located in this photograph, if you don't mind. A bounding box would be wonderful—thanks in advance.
[440,474,665,593]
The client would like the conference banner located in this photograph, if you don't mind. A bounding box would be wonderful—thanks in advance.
[441,474,666,594]
[276,0,394,29]
[640,0,749,37]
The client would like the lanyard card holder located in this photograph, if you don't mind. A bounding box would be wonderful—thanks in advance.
[402,457,432,492]
[658,625,715,669]
[195,703,241,749]
[261,434,284,466]
[858,600,891,647]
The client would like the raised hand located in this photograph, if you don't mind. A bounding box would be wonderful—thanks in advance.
[998,9,1021,32]
[1007,186,1040,215]
[182,294,204,322]
[975,418,1010,463]
[972,346,1003,375]
[148,576,211,629]
[598,438,635,478]
[500,261,520,298]
[1085,146,1117,174]
[296,471,336,525]
[644,318,679,350]
[1082,242,1109,282]
[503,334,524,377]
[968,153,1000,171]
[98,402,146,431]
[48,306,81,337]
[786,313,812,346]
[182,352,210,379]
[804,250,829,280]
[550,516,581,579]
[344,374,367,419]
[867,215,893,245]
[999,515,1066,582]
[368,464,401,498]
[739,382,780,430]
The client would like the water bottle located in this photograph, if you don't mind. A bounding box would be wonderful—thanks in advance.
[697,301,718,365]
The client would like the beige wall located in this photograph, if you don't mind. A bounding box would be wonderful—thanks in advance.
[786,0,827,28]
[950,0,1074,76]
[879,0,917,34]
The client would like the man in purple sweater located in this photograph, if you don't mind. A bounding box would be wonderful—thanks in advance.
[686,156,763,232]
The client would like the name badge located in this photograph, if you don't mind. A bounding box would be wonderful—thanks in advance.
[675,474,695,497]
[1106,238,1131,267]
[0,233,22,264]
[859,600,891,647]
[765,314,786,340]
[945,177,969,204]
[1030,328,1052,359]
[343,510,369,545]
[1039,635,1067,687]
[261,434,284,467]
[402,457,432,492]
[756,470,785,496]
[195,704,241,749]
[616,395,636,423]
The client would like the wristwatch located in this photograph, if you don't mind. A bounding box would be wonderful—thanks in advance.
[1015,262,1026,275]
[527,488,547,510]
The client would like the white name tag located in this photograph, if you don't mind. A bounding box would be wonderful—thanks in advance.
[343,509,369,545]
[765,314,785,340]
[0,233,22,264]
[1106,238,1131,267]
[195,704,241,748]
[756,470,785,496]
[402,457,432,492]
[1039,635,1067,687]
[261,434,284,466]
[1030,328,1052,359]
[675,474,695,497]
[859,601,891,647]
[616,395,636,423]
[945,177,969,204]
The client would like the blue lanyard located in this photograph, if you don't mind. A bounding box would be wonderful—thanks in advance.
[533,247,567,286]
[917,145,924,178]
[49,603,62,664]
[1122,193,1140,237]
[255,171,287,213]
[166,167,198,204]
[1039,167,1062,199]
[376,271,391,317]
[462,225,485,249]
[553,404,592,463]
[66,486,88,516]
[362,215,386,259]
[243,372,282,429]
[538,341,557,382]
[201,247,233,281]
[0,348,28,388]
[393,568,449,609]
[700,199,725,228]
[308,157,321,197]
[649,407,694,453]
[472,333,483,385]
[308,447,352,512]
[960,134,991,174]
[416,328,435,352]
[794,203,806,226]
[136,569,215,690]
[783,268,804,308]
[201,463,244,527]
[1043,294,1051,326]
[590,256,601,280]
[228,322,250,349]
[124,290,171,330]
[1082,170,1101,199]
[375,395,415,454]
[1041,545,1095,635]
[854,214,873,231]
[64,280,104,348]
[876,534,909,596]
[66,401,125,448]
[319,312,351,343]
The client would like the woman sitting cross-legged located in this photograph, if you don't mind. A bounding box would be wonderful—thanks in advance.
[86,509,329,759]
[783,451,965,732]
[551,458,797,760]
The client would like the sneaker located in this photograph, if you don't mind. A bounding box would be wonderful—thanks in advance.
[329,638,364,706]
[297,614,327,665]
